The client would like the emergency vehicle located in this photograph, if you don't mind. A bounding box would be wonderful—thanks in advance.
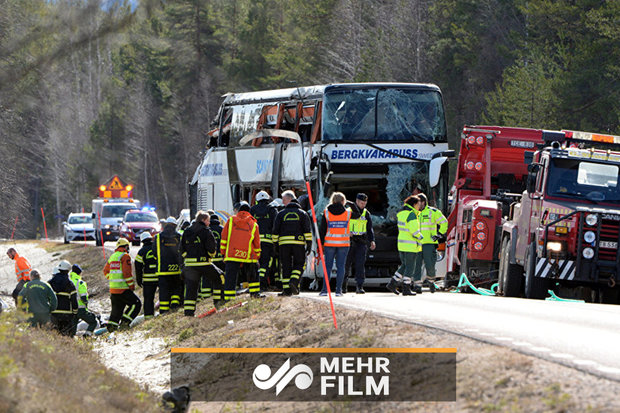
[499,130,620,303]
[91,175,140,246]
[190,83,454,286]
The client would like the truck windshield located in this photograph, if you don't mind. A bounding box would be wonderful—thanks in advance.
[322,87,446,142]
[125,212,158,222]
[102,205,135,218]
[547,158,620,203]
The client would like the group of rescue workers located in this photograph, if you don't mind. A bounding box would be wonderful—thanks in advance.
[6,188,447,335]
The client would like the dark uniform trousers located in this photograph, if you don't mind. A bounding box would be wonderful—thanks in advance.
[50,314,75,336]
[258,242,274,289]
[279,244,306,293]
[76,308,98,332]
[109,290,141,330]
[224,262,260,300]
[158,274,183,313]
[185,265,224,315]
[142,281,158,319]
[345,241,368,290]
[206,261,225,303]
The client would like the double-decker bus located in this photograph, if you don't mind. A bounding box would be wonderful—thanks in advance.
[189,83,454,287]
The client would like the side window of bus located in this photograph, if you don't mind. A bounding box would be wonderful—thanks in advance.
[219,109,232,147]
[231,184,241,205]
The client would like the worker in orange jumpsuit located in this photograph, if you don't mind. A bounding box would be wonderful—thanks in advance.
[7,248,32,305]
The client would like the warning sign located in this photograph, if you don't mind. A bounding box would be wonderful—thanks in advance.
[98,175,133,198]
[108,176,123,190]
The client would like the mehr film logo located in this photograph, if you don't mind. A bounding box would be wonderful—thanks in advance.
[170,347,457,402]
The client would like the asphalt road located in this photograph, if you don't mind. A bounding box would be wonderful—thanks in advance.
[304,290,620,382]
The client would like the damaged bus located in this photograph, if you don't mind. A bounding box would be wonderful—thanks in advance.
[189,83,453,288]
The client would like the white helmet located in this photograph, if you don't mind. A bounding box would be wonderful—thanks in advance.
[140,232,152,242]
[52,263,61,275]
[256,191,270,202]
[165,216,176,224]
[58,260,71,272]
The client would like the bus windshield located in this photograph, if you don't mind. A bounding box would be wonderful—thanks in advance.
[322,87,446,142]
[547,158,620,203]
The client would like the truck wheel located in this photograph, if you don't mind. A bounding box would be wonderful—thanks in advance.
[524,242,549,300]
[499,238,522,297]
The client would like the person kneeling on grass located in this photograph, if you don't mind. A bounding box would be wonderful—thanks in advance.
[18,269,57,328]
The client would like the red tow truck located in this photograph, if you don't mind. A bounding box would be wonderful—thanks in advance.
[445,126,545,288]
[498,130,620,303]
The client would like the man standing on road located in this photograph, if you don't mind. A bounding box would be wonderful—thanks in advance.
[103,238,142,331]
[7,248,32,305]
[135,232,158,319]
[18,269,57,327]
[386,195,421,296]
[345,193,376,294]
[220,202,261,301]
[250,191,278,292]
[272,190,313,296]
[180,211,217,316]
[69,264,98,335]
[414,193,448,294]
[153,217,183,313]
[49,260,79,336]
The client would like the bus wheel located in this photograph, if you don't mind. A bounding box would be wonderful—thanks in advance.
[499,238,522,297]
[596,287,619,304]
[524,242,549,299]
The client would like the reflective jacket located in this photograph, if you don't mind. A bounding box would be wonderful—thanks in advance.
[18,279,57,314]
[152,225,182,276]
[272,200,313,249]
[250,200,278,244]
[135,239,158,284]
[322,205,351,248]
[13,253,31,282]
[346,201,375,244]
[209,220,224,263]
[103,248,135,294]
[220,211,261,263]
[180,221,216,267]
[49,271,78,315]
[397,204,422,253]
[69,271,89,309]
[418,206,448,245]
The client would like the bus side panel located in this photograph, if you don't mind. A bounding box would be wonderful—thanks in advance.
[235,147,276,183]
[197,150,233,215]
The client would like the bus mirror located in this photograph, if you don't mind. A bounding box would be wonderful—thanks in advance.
[429,156,448,188]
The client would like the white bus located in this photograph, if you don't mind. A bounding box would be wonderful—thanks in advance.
[190,83,453,287]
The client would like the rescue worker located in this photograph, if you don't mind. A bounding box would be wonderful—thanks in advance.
[250,190,278,291]
[272,190,313,296]
[180,211,217,316]
[319,192,351,297]
[208,213,225,304]
[152,217,183,313]
[17,269,57,327]
[414,193,448,293]
[69,264,98,335]
[103,238,142,331]
[7,248,31,305]
[49,260,79,336]
[220,202,261,301]
[135,232,158,319]
[386,195,421,296]
[344,193,376,294]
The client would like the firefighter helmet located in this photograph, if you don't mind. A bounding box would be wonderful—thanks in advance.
[58,260,71,272]
[140,232,152,242]
[116,238,130,248]
[256,191,270,202]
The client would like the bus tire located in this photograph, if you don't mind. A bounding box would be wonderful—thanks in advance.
[524,242,549,300]
[499,237,522,297]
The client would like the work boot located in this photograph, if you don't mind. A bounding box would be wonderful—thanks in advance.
[386,278,400,295]
[356,286,366,294]
[402,283,416,296]
[413,284,423,294]
[429,281,436,293]
[278,290,292,297]
[290,279,300,296]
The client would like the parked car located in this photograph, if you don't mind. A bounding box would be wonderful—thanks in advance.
[63,213,96,243]
[119,209,161,245]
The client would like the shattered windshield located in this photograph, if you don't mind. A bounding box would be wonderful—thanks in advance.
[547,158,620,203]
[322,87,446,142]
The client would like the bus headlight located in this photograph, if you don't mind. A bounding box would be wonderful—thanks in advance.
[583,247,595,259]
[547,242,563,252]
[584,231,596,244]
[585,214,598,226]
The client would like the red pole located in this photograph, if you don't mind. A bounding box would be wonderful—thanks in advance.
[83,226,87,248]
[40,208,48,242]
[10,216,18,241]
[98,214,106,260]
[305,181,338,329]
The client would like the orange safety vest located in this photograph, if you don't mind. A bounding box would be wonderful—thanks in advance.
[324,208,351,248]
[14,254,31,282]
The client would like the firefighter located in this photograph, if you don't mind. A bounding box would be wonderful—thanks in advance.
[220,202,261,301]
[319,192,351,297]
[49,260,79,336]
[414,193,448,293]
[153,217,183,313]
[17,269,57,327]
[69,264,98,335]
[208,213,225,304]
[180,211,217,316]
[135,232,158,319]
[272,190,312,296]
[103,238,142,331]
[250,190,278,291]
[386,195,421,296]
[345,193,376,294]
[7,248,31,305]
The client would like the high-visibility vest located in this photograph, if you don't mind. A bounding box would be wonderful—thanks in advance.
[106,251,131,290]
[14,254,31,282]
[418,206,449,245]
[349,209,369,235]
[69,271,88,309]
[324,208,351,248]
[397,205,422,253]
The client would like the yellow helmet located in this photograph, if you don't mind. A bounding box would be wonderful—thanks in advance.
[116,238,130,248]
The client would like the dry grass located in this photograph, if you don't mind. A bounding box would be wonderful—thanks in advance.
[0,311,160,412]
